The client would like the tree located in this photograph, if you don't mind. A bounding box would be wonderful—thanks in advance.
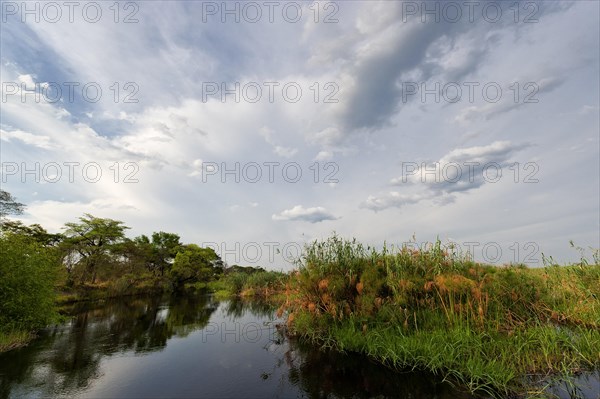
[112,237,151,276]
[1,220,63,246]
[149,232,182,276]
[61,214,129,285]
[170,244,222,288]
[0,233,60,332]
[0,190,24,221]
[125,232,182,276]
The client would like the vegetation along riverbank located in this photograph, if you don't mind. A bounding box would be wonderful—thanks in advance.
[1,189,598,397]
[212,236,600,397]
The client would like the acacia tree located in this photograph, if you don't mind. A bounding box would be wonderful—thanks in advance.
[170,244,222,289]
[114,232,180,277]
[1,220,63,246]
[62,214,129,285]
[129,232,182,276]
[0,189,24,221]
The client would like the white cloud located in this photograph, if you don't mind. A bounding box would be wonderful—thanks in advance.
[579,105,599,115]
[0,128,54,149]
[260,126,298,158]
[272,205,338,223]
[315,150,333,161]
[274,145,298,158]
[364,141,530,211]
[1,1,598,267]
[17,74,36,88]
[361,192,431,212]
[455,77,565,124]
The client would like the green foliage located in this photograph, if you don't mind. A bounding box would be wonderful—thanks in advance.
[61,213,129,284]
[283,235,600,397]
[142,232,182,276]
[217,269,287,297]
[0,221,63,246]
[0,234,60,333]
[170,244,222,289]
[0,190,24,219]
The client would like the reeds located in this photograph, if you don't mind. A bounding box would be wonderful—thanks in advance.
[281,235,600,397]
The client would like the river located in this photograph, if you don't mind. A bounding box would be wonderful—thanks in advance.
[0,293,597,398]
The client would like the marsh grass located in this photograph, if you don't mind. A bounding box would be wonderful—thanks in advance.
[0,329,36,352]
[280,235,600,397]
[214,269,287,298]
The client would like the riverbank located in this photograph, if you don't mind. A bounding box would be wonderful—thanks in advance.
[56,278,170,306]
[0,330,37,352]
[204,262,600,396]
[3,235,598,398]
[0,270,284,353]
[260,237,599,398]
[0,293,475,399]
[206,268,288,301]
[0,276,171,353]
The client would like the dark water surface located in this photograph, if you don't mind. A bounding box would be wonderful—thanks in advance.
[0,293,469,398]
[0,293,597,398]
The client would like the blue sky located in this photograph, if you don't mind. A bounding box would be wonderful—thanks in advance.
[1,1,599,269]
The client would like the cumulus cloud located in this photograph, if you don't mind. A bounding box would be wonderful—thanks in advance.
[272,205,338,223]
[361,192,430,212]
[299,1,569,145]
[1,1,598,266]
[260,126,298,158]
[363,141,530,211]
[395,140,530,192]
[455,77,566,124]
[0,128,54,150]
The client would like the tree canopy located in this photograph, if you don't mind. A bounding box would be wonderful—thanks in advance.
[0,189,24,220]
[171,244,222,288]
[62,214,129,284]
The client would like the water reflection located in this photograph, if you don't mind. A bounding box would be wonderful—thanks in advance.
[261,332,473,399]
[223,296,275,319]
[0,294,218,398]
[6,293,580,398]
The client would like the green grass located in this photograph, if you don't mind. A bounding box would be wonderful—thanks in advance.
[280,235,600,398]
[0,329,36,352]
[56,274,172,305]
[214,269,287,298]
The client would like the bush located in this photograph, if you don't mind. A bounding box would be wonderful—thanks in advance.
[0,234,60,332]
[218,270,286,296]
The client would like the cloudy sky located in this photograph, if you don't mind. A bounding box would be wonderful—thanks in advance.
[1,0,598,269]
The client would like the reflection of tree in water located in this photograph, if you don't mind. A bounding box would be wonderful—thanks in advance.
[263,328,473,399]
[2,297,481,399]
[223,297,276,319]
[0,293,218,397]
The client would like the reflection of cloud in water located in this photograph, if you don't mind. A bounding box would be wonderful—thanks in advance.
[155,308,169,323]
[2,295,593,398]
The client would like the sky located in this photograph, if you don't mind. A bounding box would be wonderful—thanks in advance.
[1,0,599,269]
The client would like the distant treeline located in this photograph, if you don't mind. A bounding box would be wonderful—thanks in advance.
[0,190,239,349]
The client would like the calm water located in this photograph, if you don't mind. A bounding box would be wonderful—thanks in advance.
[0,293,597,399]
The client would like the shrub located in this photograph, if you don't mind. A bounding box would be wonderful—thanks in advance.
[0,234,60,332]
